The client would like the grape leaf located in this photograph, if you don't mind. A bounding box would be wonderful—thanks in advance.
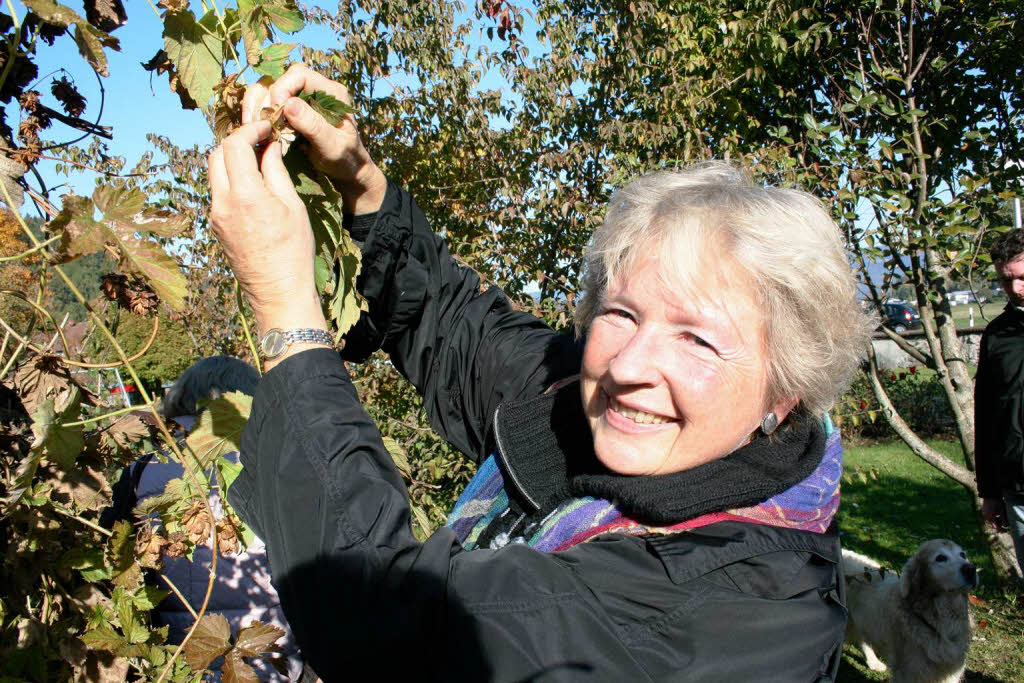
[52,187,188,310]
[253,42,295,79]
[73,22,120,77]
[133,477,186,517]
[328,229,367,339]
[22,0,119,76]
[105,521,142,589]
[38,385,84,470]
[80,625,126,653]
[163,8,224,111]
[185,391,252,468]
[381,436,411,479]
[3,421,44,511]
[183,614,232,671]
[299,90,354,127]
[263,0,304,33]
[232,621,284,658]
[222,651,260,683]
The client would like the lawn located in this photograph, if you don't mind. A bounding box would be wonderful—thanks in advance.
[950,301,1007,328]
[837,439,1024,682]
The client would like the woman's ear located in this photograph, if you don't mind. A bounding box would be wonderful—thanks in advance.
[769,396,799,425]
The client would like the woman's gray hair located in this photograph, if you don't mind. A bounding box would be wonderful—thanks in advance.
[161,356,261,418]
[575,162,874,416]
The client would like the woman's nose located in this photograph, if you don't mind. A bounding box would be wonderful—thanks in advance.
[607,328,661,386]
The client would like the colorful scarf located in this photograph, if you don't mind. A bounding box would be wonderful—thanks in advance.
[447,417,841,553]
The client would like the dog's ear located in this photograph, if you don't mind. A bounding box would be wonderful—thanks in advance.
[900,551,925,601]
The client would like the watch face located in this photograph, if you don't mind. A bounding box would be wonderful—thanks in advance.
[260,329,287,358]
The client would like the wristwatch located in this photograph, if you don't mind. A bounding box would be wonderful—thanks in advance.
[258,328,334,360]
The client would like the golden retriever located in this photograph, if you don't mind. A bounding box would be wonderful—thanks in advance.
[843,540,978,683]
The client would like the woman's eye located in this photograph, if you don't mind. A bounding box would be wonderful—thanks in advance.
[602,308,634,321]
[684,332,714,350]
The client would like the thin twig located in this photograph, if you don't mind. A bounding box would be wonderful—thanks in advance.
[0,235,60,262]
[50,503,113,537]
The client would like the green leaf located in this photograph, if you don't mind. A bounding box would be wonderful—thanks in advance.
[134,477,186,517]
[217,457,244,491]
[232,621,284,657]
[185,391,252,468]
[81,625,127,653]
[327,229,367,339]
[381,436,411,479]
[62,546,111,582]
[105,520,142,589]
[264,0,304,33]
[40,386,84,470]
[183,614,232,671]
[253,42,296,79]
[298,90,354,127]
[130,585,170,612]
[163,9,224,111]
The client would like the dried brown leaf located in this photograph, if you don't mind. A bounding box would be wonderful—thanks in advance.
[233,621,284,658]
[222,650,261,683]
[183,614,232,671]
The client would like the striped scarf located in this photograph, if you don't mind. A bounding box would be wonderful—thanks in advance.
[447,417,842,553]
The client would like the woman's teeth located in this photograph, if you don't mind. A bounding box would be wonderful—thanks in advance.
[608,397,672,424]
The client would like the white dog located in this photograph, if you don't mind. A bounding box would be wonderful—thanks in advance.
[843,540,979,683]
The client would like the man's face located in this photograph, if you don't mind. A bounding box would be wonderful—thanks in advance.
[998,256,1024,307]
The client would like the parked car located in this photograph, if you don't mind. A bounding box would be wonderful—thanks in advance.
[882,302,921,332]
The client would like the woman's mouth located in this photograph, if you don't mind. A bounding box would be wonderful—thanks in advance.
[606,394,674,425]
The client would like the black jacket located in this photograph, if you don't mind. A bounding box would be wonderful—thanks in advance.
[975,304,1024,497]
[229,181,847,681]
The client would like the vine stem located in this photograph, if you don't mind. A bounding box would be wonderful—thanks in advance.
[0,289,71,357]
[206,0,248,85]
[0,0,24,95]
[0,235,61,262]
[0,306,160,369]
[50,503,113,537]
[0,285,43,381]
[60,403,140,428]
[157,570,199,620]
[234,280,262,375]
[1,181,221,683]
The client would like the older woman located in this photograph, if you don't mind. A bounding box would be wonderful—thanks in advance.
[209,65,873,681]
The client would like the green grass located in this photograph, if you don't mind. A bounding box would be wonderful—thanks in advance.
[950,301,1006,328]
[837,439,1024,682]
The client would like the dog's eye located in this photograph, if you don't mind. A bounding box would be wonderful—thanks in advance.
[959,552,966,559]
[935,554,948,562]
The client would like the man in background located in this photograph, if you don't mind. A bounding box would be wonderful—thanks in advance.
[976,229,1024,574]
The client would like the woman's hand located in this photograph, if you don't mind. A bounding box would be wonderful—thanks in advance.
[241,64,386,215]
[208,120,327,350]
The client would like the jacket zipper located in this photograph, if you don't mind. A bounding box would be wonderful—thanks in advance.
[492,404,540,512]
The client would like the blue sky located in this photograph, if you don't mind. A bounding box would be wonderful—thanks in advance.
[19,0,533,203]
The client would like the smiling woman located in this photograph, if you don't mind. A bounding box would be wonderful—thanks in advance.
[208,66,875,682]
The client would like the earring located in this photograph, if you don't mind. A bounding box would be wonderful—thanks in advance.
[760,412,779,435]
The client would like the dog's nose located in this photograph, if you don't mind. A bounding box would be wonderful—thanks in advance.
[961,563,978,586]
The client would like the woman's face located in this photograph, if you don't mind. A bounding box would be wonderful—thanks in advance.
[580,255,788,475]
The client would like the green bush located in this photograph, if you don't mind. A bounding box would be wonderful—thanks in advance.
[834,368,956,441]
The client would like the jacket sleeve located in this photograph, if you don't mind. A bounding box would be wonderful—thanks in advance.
[339,180,582,462]
[974,330,1002,498]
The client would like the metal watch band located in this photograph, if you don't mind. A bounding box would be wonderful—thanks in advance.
[281,328,334,346]
[259,327,334,360]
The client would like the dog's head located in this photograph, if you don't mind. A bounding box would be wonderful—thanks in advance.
[900,539,979,600]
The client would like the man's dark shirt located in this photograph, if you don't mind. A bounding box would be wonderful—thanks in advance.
[975,303,1024,497]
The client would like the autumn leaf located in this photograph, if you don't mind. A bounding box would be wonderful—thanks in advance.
[50,461,113,511]
[22,0,119,76]
[163,8,224,111]
[183,614,232,671]
[185,391,252,468]
[52,187,188,309]
[80,625,127,653]
[328,228,367,340]
[232,621,284,658]
[222,651,261,683]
